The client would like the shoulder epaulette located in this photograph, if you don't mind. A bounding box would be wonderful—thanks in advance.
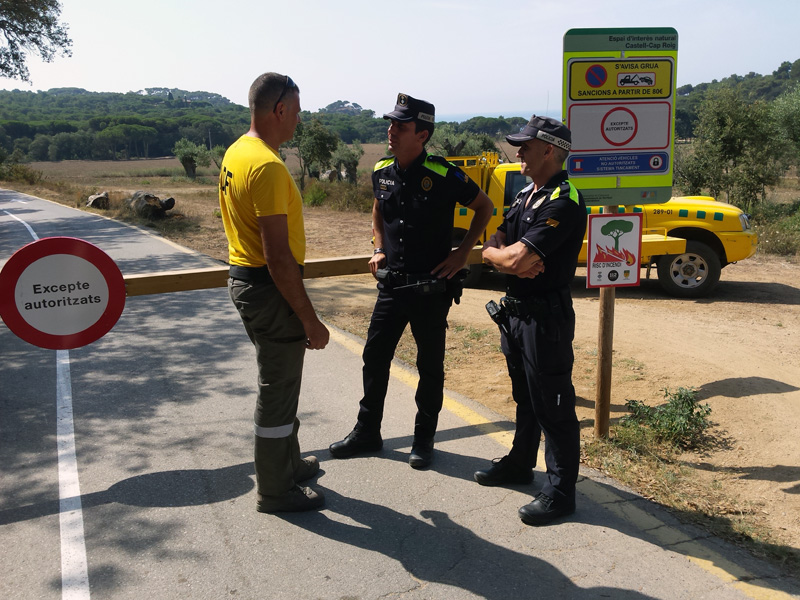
[373,156,394,171]
[549,180,580,204]
[422,154,450,177]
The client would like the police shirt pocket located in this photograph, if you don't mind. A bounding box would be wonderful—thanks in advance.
[505,200,522,220]
[376,189,392,214]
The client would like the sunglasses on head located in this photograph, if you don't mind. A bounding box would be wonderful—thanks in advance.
[273,75,296,112]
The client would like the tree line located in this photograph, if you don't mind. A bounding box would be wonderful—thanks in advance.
[674,59,800,139]
[1,56,797,165]
[1,62,799,210]
[0,87,530,163]
[0,87,250,160]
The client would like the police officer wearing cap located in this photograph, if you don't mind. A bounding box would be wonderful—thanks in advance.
[478,115,586,525]
[329,93,493,468]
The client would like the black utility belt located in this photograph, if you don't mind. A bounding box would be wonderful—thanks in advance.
[377,269,436,286]
[502,288,570,320]
[376,268,447,294]
[229,264,304,284]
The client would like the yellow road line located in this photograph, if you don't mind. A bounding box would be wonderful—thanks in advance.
[326,326,793,600]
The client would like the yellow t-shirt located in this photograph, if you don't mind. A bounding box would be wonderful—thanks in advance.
[218,135,305,267]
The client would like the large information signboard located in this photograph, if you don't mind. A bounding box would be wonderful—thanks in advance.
[563,28,678,206]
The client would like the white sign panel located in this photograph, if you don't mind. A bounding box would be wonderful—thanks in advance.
[586,213,643,289]
[568,102,671,151]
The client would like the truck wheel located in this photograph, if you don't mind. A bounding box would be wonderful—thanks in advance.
[656,240,721,298]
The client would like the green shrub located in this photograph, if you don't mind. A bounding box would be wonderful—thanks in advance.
[327,181,373,212]
[0,162,43,184]
[750,200,800,256]
[303,181,327,206]
[620,387,711,450]
[302,179,373,212]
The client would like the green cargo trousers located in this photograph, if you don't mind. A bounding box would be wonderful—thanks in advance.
[229,277,307,496]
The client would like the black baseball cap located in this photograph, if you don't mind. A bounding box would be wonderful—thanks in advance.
[383,93,435,124]
[506,115,572,150]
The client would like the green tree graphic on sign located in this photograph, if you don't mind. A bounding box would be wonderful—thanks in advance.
[601,219,634,251]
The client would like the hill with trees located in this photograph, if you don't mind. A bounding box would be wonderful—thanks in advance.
[675,59,800,138]
[0,57,797,168]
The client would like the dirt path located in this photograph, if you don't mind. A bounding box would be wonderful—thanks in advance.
[302,207,800,552]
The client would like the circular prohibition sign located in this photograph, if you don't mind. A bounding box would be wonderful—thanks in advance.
[0,237,126,350]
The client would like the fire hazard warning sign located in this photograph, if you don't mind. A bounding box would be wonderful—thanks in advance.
[586,213,643,288]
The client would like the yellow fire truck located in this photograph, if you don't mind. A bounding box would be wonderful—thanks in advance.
[449,152,758,298]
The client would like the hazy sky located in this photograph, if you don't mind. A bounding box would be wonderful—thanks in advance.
[2,0,798,120]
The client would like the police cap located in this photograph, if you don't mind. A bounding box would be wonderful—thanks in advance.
[506,115,572,151]
[383,93,435,125]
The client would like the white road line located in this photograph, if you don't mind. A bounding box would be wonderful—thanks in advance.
[3,205,90,598]
[2,209,39,240]
[57,350,90,600]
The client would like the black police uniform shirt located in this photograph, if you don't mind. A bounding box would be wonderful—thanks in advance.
[372,151,481,274]
[499,170,587,298]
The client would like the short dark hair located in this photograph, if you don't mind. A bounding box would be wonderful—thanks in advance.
[248,72,299,114]
[552,145,569,165]
[413,120,435,145]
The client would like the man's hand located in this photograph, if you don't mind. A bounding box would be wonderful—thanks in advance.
[483,240,543,277]
[519,261,545,279]
[482,231,506,250]
[432,246,470,279]
[369,252,386,277]
[304,318,330,350]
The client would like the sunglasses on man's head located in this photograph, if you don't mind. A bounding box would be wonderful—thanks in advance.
[273,75,296,112]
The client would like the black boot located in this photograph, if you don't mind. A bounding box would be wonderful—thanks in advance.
[518,492,575,526]
[474,455,534,486]
[329,427,383,458]
[409,438,434,469]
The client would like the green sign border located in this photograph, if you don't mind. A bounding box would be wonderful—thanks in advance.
[564,28,678,53]
[563,28,678,206]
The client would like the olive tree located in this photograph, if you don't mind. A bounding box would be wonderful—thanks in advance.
[173,138,211,179]
[773,83,800,161]
[674,87,791,210]
[286,118,339,190]
[428,124,498,157]
[0,0,72,82]
[332,140,364,184]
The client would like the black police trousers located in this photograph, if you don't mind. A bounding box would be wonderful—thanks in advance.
[356,287,452,442]
[501,297,579,503]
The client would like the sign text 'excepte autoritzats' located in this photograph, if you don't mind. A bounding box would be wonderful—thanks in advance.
[25,280,102,311]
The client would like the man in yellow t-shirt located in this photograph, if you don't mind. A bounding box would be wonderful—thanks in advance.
[219,72,329,513]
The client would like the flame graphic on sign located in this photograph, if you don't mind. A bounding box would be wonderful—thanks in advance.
[593,245,637,266]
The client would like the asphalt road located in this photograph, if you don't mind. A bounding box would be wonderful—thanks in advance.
[1,188,798,600]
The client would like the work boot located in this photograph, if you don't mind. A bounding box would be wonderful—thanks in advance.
[256,485,325,513]
[474,455,534,486]
[329,428,383,458]
[408,438,434,469]
[294,456,319,482]
[518,492,575,526]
